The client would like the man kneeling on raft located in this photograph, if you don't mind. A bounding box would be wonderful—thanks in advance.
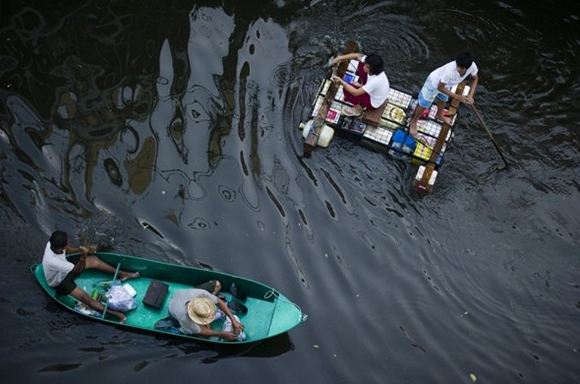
[330,53,390,116]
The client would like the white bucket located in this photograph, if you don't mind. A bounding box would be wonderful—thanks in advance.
[317,125,335,148]
[299,120,334,147]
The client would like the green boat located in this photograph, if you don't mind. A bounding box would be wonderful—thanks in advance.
[32,252,305,344]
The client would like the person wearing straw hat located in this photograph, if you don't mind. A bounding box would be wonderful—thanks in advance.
[168,284,245,341]
[41,230,140,322]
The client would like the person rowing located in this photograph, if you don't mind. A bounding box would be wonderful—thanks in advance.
[409,51,479,137]
[42,230,139,322]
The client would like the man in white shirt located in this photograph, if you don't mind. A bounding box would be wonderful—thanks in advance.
[330,53,390,116]
[409,51,479,137]
[42,230,139,322]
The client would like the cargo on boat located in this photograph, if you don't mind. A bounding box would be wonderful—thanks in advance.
[300,47,470,193]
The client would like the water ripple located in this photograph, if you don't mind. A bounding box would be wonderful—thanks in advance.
[1,1,579,384]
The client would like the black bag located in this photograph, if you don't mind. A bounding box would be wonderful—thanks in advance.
[143,280,169,309]
[229,283,247,301]
[227,298,248,314]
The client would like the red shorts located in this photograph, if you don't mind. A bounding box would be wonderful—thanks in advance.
[343,61,374,110]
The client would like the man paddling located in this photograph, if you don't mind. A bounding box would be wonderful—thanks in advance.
[409,51,479,137]
[42,230,139,322]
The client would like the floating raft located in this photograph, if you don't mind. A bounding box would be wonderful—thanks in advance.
[299,58,470,194]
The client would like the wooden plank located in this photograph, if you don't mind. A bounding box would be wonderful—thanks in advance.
[303,41,359,157]
[413,82,466,194]
[361,99,388,126]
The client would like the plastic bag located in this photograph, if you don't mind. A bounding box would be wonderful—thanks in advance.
[106,284,137,312]
[223,315,246,341]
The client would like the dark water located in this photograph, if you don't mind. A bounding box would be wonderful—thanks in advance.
[1,0,579,382]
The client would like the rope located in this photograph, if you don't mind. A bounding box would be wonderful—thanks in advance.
[263,290,279,300]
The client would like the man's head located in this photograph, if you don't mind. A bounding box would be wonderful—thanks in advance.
[364,54,384,76]
[49,231,68,253]
[187,297,216,325]
[455,51,473,75]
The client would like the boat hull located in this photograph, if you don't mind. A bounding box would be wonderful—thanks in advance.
[33,252,304,344]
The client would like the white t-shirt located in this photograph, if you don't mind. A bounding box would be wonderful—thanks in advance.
[42,242,74,287]
[428,61,478,88]
[363,71,390,108]
[168,288,219,335]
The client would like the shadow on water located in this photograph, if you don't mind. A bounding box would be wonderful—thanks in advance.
[34,333,293,375]
[161,332,294,362]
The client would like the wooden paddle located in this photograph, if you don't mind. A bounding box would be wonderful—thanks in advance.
[302,41,359,157]
[470,104,509,169]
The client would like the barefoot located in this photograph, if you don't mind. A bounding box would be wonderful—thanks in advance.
[409,129,425,145]
[212,280,222,295]
[437,114,452,126]
[109,309,126,323]
[415,135,428,147]
[343,105,363,117]
[120,271,140,281]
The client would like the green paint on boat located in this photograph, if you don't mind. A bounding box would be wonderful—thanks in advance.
[32,252,305,344]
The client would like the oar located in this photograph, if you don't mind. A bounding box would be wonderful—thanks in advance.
[470,104,509,169]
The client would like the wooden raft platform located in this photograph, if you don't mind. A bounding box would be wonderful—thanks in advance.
[301,57,470,193]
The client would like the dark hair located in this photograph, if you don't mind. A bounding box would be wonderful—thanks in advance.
[455,51,473,69]
[50,231,68,249]
[365,54,384,75]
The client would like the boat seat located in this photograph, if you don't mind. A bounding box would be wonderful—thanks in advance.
[361,99,388,127]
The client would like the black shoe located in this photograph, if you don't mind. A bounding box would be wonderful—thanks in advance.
[229,283,247,301]
[227,299,248,314]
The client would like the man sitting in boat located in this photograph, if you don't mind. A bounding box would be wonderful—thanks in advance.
[41,230,139,322]
[330,53,390,116]
[408,51,479,137]
[168,280,245,341]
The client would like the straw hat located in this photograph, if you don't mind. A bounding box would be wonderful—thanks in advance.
[187,297,216,325]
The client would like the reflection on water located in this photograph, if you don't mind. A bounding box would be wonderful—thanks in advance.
[1,1,579,383]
